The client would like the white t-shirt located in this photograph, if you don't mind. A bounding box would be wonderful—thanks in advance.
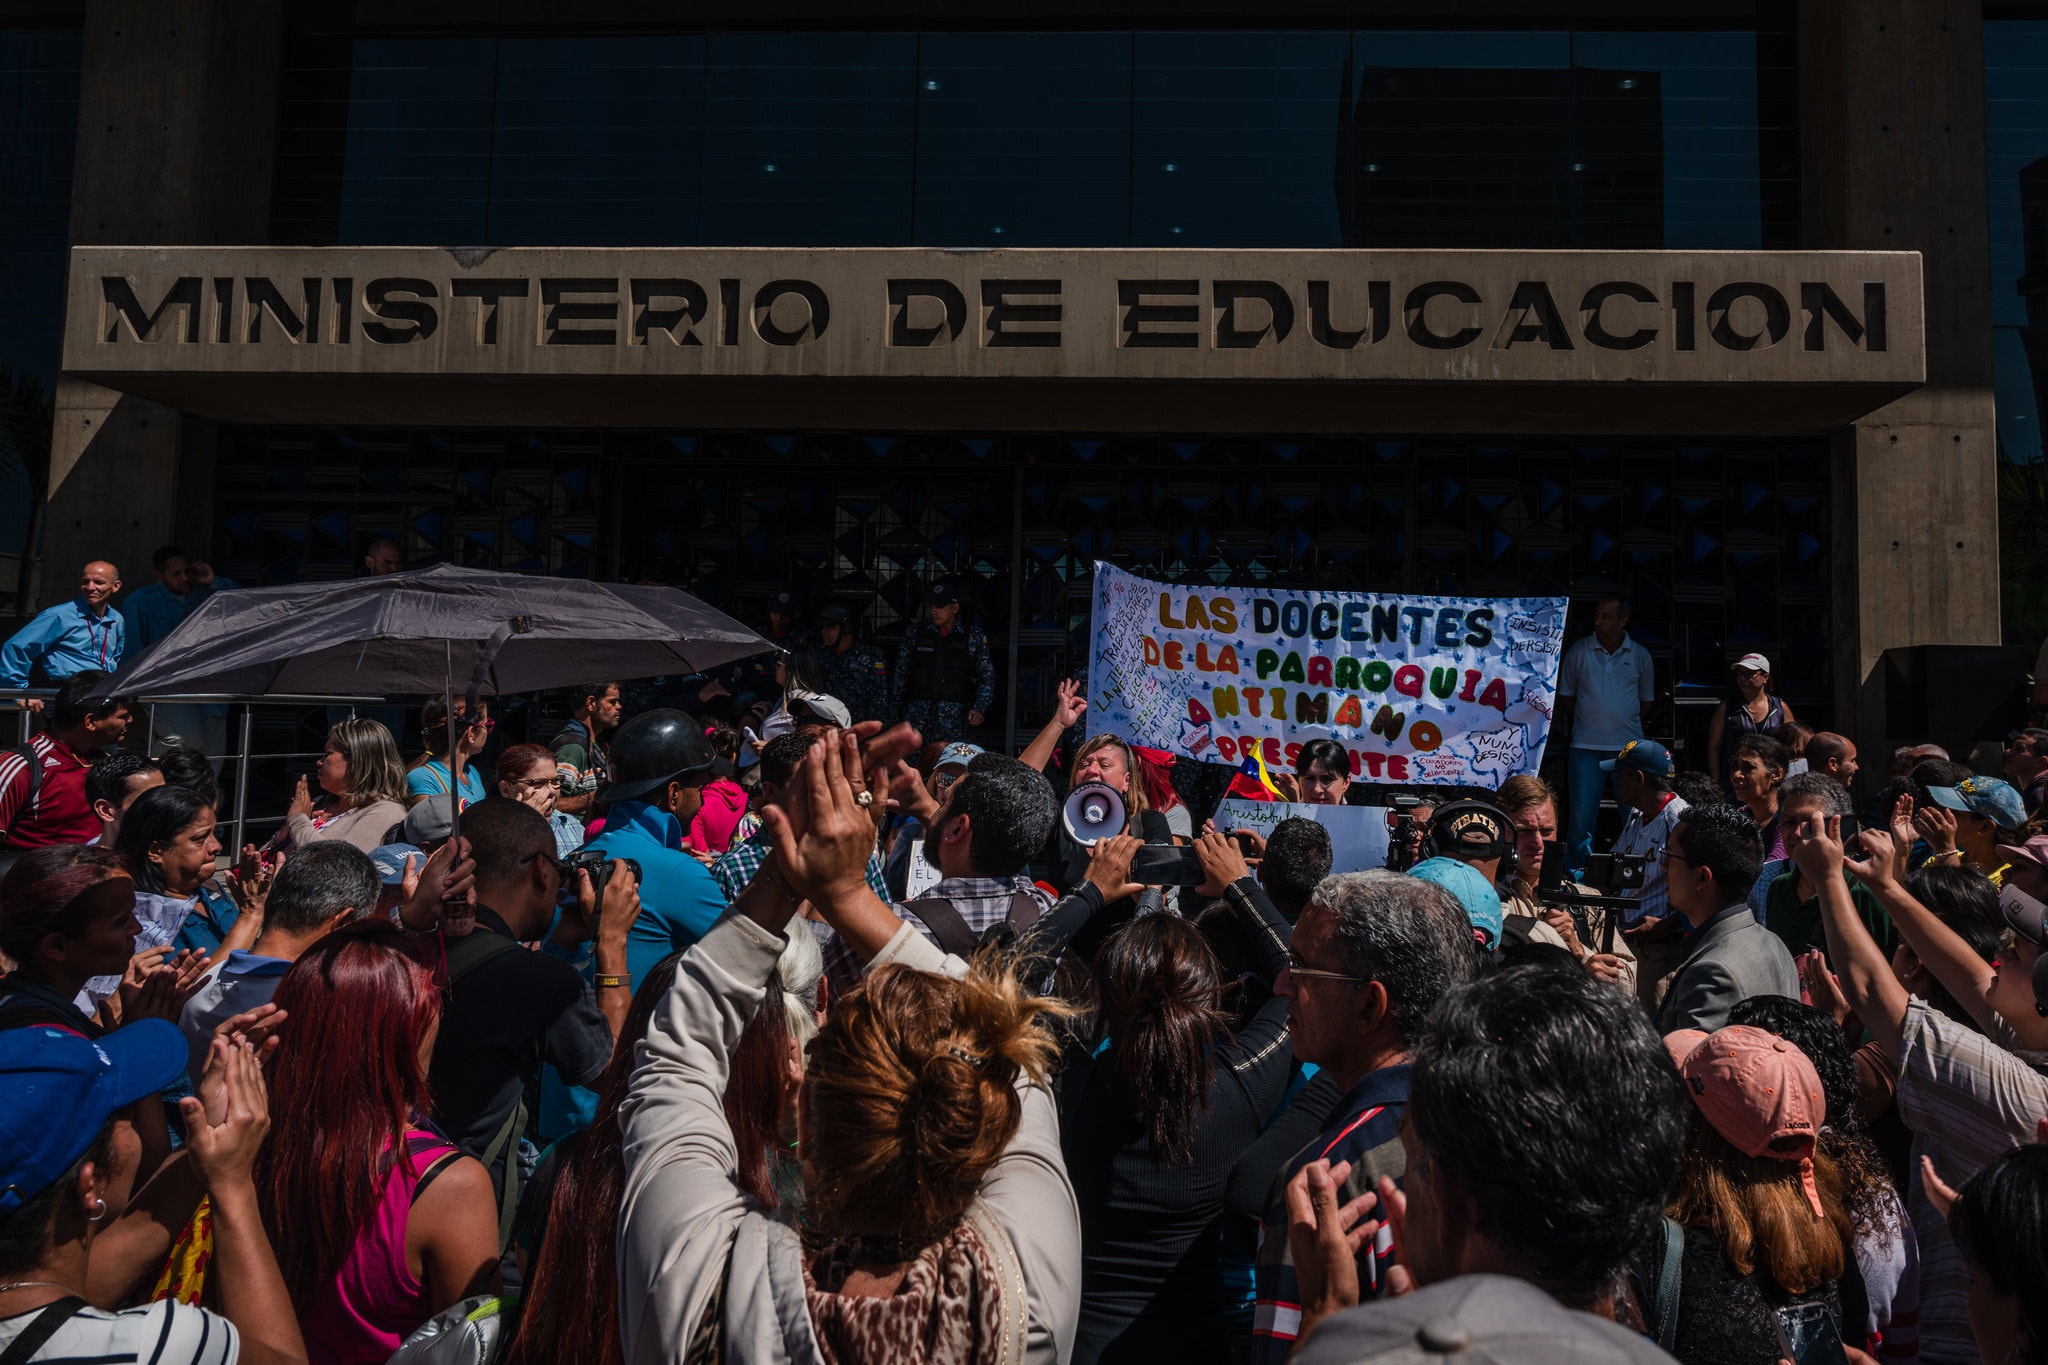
[0,1298,237,1363]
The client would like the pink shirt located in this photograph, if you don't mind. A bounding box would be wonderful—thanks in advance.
[297,1132,458,1365]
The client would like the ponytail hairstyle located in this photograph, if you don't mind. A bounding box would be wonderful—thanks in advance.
[1094,914,1229,1164]
[801,957,1074,1249]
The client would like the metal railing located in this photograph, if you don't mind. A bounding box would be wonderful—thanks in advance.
[5,690,391,853]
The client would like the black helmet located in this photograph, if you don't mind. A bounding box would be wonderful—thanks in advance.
[598,708,728,803]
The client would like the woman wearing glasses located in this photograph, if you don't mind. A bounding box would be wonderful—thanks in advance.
[498,742,584,856]
[405,697,492,809]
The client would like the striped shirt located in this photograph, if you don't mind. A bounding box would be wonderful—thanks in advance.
[0,1298,237,1364]
[1251,1063,1412,1365]
[0,733,98,848]
[1896,1001,2048,1365]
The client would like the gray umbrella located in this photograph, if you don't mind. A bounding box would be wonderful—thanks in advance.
[104,563,773,699]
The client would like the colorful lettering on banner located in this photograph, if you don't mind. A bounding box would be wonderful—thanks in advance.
[1086,563,1567,788]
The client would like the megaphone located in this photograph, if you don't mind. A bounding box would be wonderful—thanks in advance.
[1063,782,1128,846]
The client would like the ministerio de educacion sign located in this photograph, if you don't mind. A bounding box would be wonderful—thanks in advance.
[61,247,1924,433]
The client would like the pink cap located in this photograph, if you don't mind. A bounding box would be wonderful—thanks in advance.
[1666,1026,1828,1219]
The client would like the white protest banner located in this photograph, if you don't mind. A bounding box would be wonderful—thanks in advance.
[1087,562,1566,788]
[1216,798,1392,874]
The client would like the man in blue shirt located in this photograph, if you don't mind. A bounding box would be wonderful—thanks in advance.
[541,707,730,1137]
[121,544,239,756]
[1555,595,1656,880]
[119,544,238,650]
[0,561,125,702]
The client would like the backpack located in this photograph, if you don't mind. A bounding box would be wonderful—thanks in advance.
[4,740,46,829]
[903,890,1043,959]
[442,929,528,1249]
[386,1294,519,1365]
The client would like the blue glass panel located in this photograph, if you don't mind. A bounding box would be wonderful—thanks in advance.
[1986,20,2048,462]
[0,28,81,388]
[338,38,495,244]
[701,33,916,246]
[489,36,704,246]
[1571,32,1761,249]
[913,32,1131,247]
[1131,31,1348,247]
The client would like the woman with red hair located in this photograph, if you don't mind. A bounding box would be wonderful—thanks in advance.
[256,923,501,1364]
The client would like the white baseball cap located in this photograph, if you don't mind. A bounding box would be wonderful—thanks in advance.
[1732,652,1771,674]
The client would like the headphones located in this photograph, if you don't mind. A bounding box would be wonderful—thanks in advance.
[1420,799,1520,883]
[1997,882,2048,1017]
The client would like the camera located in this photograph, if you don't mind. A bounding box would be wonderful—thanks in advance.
[1384,794,1426,872]
[1579,851,1646,896]
[561,848,641,917]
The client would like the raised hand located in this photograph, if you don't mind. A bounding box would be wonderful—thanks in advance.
[180,1039,271,1194]
[763,729,884,907]
[1191,830,1251,898]
[1785,811,1846,884]
[1285,1159,1389,1344]
[1913,803,1959,858]
[1085,833,1145,903]
[286,775,314,822]
[1053,677,1088,730]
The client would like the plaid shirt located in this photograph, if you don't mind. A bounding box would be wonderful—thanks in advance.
[1897,1001,2048,1365]
[710,830,892,994]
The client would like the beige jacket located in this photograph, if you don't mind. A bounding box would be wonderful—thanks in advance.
[1502,888,1640,995]
[282,798,407,855]
[617,914,1082,1365]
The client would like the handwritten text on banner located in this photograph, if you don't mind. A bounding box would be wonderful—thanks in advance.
[1086,563,1566,787]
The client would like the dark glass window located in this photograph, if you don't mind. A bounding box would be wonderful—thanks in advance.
[336,38,496,244]
[1987,20,2048,462]
[275,24,1787,254]
[1132,31,1349,248]
[0,27,81,387]
[911,32,1132,247]
[490,36,705,247]
[700,33,916,247]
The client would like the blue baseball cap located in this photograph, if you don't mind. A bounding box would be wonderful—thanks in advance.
[1,1020,187,1213]
[1927,776,2028,832]
[936,742,983,771]
[1600,739,1675,778]
[369,842,425,886]
[1409,856,1504,950]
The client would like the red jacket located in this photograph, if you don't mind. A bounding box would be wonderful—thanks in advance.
[0,734,99,848]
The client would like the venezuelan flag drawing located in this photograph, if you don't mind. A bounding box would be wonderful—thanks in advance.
[1227,750,1285,801]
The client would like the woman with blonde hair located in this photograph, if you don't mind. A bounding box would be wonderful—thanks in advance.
[619,727,1082,1364]
[278,717,411,854]
[1657,1025,1859,1364]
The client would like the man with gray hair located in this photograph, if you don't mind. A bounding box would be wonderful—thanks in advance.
[1759,772,1892,960]
[177,841,384,1078]
[1248,869,1475,1363]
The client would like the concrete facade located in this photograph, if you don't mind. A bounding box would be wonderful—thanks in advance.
[1801,0,2004,750]
[36,0,2007,757]
[61,245,1923,433]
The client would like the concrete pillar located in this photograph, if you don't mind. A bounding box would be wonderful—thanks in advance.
[1803,0,2001,762]
[43,0,281,607]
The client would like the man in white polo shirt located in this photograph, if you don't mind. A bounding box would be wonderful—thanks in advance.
[1556,595,1655,879]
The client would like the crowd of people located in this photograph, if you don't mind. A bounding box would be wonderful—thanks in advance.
[1,561,2047,1365]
